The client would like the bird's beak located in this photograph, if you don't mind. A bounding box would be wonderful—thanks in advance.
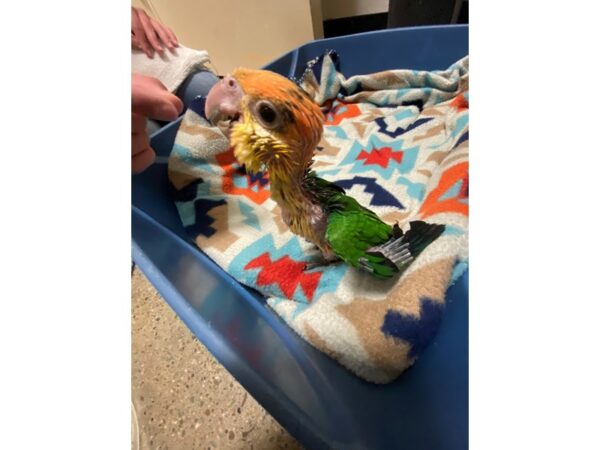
[204,75,243,127]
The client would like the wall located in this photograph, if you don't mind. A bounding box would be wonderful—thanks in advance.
[321,0,388,20]
[132,0,316,74]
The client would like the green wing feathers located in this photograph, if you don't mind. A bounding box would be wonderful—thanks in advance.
[306,171,445,278]
[325,209,393,266]
[317,182,397,277]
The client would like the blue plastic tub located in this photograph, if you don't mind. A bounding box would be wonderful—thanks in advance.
[132,25,468,450]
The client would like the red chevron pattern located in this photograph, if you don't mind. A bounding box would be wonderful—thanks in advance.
[356,146,404,168]
[244,253,322,301]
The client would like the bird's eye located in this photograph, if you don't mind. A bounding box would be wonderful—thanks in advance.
[255,101,280,128]
[259,104,276,123]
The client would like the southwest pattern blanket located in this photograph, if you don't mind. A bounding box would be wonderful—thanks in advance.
[168,54,469,383]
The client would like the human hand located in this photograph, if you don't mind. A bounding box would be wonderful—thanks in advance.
[132,74,184,174]
[131,6,179,59]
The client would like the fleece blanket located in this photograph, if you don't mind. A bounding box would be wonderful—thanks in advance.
[167,53,469,383]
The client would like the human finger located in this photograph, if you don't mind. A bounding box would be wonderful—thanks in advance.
[132,90,183,121]
[132,113,147,134]
[164,25,179,49]
[132,74,184,120]
[132,147,156,174]
[150,18,174,52]
[131,8,154,58]
[132,130,151,157]
[137,9,163,55]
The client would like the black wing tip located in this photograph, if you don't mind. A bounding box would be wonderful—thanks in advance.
[409,220,445,238]
[403,220,446,257]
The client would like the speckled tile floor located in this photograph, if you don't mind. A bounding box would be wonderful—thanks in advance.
[132,267,304,450]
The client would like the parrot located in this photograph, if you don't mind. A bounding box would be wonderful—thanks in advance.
[204,68,445,279]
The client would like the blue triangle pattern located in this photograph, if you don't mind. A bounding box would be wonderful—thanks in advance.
[381,298,444,359]
[335,176,404,209]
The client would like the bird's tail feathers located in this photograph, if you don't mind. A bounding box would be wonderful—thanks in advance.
[360,221,445,278]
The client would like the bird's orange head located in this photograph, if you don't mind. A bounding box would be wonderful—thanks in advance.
[205,68,323,178]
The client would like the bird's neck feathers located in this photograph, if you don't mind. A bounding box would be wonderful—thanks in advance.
[269,163,324,244]
[268,148,314,216]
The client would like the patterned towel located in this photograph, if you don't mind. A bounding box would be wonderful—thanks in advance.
[168,54,469,383]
